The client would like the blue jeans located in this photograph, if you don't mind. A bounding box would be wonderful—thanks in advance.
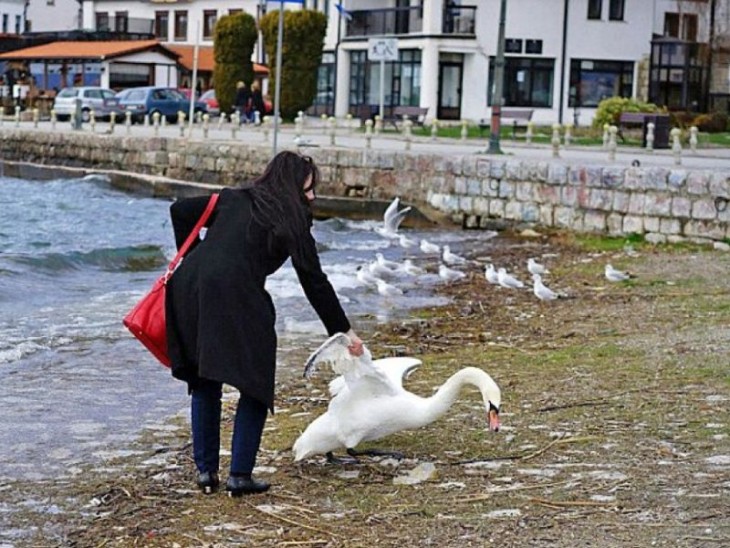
[190,378,268,476]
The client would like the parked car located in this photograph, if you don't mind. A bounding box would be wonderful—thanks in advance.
[52,86,125,122]
[199,89,219,117]
[115,86,207,123]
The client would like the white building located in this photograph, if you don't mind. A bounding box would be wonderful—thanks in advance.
[12,0,725,122]
[25,0,81,33]
[0,0,26,34]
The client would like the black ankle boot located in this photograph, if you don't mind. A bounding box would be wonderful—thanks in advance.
[196,471,220,494]
[226,475,270,496]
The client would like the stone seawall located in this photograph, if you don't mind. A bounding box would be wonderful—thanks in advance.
[1,128,729,243]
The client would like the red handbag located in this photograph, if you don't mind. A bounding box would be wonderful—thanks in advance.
[123,193,219,366]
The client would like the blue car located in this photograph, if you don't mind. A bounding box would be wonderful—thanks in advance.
[116,86,207,124]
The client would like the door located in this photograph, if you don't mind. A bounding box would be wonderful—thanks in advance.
[437,62,462,120]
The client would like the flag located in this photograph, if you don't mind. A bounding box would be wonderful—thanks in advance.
[335,2,353,21]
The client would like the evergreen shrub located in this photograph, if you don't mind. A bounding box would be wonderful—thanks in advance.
[213,13,258,115]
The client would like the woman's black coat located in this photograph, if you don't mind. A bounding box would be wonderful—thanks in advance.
[165,188,351,411]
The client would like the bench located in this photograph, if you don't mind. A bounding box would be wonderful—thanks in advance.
[617,112,670,148]
[478,109,534,138]
[386,106,428,130]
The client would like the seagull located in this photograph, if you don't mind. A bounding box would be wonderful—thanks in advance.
[375,197,412,238]
[605,264,635,282]
[443,246,467,266]
[368,260,396,279]
[356,265,381,287]
[527,258,549,276]
[375,252,401,271]
[497,268,524,289]
[401,259,426,276]
[398,233,418,249]
[376,278,403,297]
[420,239,440,254]
[439,264,466,283]
[293,333,501,463]
[532,274,560,301]
[485,264,499,284]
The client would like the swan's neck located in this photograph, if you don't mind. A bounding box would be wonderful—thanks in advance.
[419,367,500,426]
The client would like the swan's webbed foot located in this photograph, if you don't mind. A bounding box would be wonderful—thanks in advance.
[347,448,405,460]
[326,451,360,465]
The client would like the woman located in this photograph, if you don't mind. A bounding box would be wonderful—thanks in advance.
[166,151,363,496]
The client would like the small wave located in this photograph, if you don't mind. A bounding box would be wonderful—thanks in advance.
[6,245,167,273]
[0,340,47,364]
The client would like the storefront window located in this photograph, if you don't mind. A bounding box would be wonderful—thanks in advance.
[488,57,554,108]
[569,59,633,107]
[348,49,421,111]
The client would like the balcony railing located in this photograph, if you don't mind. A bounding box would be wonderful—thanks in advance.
[345,6,423,38]
[443,5,477,35]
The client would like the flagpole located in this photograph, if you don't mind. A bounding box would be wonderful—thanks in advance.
[272,0,284,156]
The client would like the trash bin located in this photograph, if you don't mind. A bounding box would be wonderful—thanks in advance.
[642,114,670,149]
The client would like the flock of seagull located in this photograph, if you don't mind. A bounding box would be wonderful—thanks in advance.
[358,197,637,302]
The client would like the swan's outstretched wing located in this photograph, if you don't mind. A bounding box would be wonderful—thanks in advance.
[304,333,400,396]
[374,357,422,390]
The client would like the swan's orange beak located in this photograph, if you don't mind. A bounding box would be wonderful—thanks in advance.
[488,408,500,432]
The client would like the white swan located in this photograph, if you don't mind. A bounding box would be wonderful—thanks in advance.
[293,333,501,462]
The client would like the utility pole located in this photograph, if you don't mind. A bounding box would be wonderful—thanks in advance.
[487,0,507,154]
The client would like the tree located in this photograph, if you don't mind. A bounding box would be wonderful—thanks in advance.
[213,13,258,115]
[259,9,327,120]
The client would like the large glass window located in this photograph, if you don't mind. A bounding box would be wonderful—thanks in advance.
[488,57,554,108]
[609,0,625,21]
[569,59,633,107]
[174,10,188,41]
[312,52,336,113]
[587,0,602,20]
[203,10,217,40]
[348,49,421,111]
[155,11,169,40]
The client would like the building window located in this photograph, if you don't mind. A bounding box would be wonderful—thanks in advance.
[488,57,554,108]
[96,12,109,31]
[115,11,128,33]
[608,0,625,22]
[203,10,217,39]
[525,40,543,54]
[309,52,335,116]
[155,11,169,40]
[229,9,242,15]
[569,59,633,107]
[174,10,188,41]
[587,0,602,20]
[665,12,698,42]
[2,15,7,34]
[348,49,421,110]
[505,39,523,54]
[14,14,20,34]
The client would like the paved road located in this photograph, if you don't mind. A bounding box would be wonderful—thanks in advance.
[6,117,730,170]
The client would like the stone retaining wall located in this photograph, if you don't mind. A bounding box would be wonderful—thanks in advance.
[1,129,728,243]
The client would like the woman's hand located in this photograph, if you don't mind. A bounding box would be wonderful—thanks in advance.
[345,329,364,357]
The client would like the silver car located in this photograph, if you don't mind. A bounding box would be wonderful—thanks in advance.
[52,86,125,122]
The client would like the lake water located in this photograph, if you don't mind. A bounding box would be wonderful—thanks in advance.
[0,174,503,486]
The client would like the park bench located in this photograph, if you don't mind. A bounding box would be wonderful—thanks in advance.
[479,109,534,138]
[386,106,429,130]
[617,112,670,148]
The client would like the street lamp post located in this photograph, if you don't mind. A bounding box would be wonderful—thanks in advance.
[487,0,507,155]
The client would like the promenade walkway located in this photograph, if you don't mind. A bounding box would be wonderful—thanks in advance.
[4,116,730,171]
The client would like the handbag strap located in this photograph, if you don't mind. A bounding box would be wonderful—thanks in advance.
[165,193,219,280]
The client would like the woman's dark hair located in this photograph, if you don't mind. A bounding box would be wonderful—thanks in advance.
[244,151,319,262]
